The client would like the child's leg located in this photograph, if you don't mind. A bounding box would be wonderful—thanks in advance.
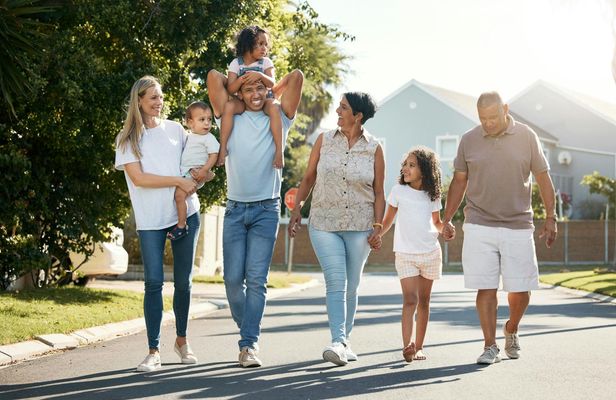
[414,276,434,360]
[400,276,420,348]
[263,99,283,168]
[174,187,188,228]
[217,98,245,166]
[272,72,291,100]
[206,69,230,118]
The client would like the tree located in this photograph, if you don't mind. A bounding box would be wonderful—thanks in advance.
[0,0,350,288]
[0,0,56,117]
[581,171,616,219]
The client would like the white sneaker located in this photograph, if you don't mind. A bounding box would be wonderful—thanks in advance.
[477,344,501,365]
[345,343,358,361]
[239,346,262,368]
[322,342,348,366]
[137,353,161,372]
[174,342,198,364]
[503,323,521,359]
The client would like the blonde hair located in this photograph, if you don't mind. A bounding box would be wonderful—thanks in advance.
[116,76,161,159]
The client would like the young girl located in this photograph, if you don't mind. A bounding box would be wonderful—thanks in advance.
[217,25,290,169]
[379,146,449,362]
[168,101,219,241]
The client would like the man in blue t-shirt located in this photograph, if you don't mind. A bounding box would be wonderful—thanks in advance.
[207,68,304,367]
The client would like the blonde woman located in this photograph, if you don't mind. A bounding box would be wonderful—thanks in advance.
[115,76,201,372]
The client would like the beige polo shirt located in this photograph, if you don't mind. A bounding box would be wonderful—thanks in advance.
[309,129,379,231]
[453,115,549,229]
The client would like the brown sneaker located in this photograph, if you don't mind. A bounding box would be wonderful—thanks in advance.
[239,347,262,368]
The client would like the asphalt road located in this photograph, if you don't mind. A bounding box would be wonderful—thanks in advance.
[1,274,615,400]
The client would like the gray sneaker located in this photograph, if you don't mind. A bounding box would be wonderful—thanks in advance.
[137,353,161,372]
[239,346,262,368]
[503,323,521,359]
[477,344,501,364]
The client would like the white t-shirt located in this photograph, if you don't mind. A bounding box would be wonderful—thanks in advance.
[180,132,220,176]
[228,56,274,75]
[115,120,200,230]
[388,184,442,254]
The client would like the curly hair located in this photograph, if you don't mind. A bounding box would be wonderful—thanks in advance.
[235,25,268,57]
[398,146,442,201]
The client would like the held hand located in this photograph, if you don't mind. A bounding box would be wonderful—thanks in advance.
[288,209,302,238]
[442,221,456,241]
[367,228,382,250]
[178,177,197,195]
[242,71,263,84]
[539,219,558,248]
[190,167,215,184]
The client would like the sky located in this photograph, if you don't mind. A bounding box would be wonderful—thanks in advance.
[306,0,616,127]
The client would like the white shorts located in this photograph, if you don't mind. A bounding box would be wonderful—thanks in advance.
[462,223,539,292]
[395,248,442,280]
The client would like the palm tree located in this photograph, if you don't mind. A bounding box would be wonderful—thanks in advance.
[0,0,55,116]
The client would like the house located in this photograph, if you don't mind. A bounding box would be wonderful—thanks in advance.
[360,79,616,218]
[363,79,478,197]
[508,81,616,218]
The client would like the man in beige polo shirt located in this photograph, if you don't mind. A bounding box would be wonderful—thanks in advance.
[442,91,557,365]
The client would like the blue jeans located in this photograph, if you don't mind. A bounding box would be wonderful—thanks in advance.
[309,225,372,344]
[223,198,280,350]
[138,212,200,350]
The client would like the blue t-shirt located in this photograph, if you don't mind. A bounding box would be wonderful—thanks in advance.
[217,110,294,202]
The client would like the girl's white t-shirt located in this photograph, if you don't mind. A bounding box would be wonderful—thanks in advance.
[115,120,199,230]
[388,184,441,254]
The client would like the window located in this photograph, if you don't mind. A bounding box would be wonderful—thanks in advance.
[436,135,459,161]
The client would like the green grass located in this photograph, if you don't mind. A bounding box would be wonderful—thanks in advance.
[0,287,172,346]
[540,270,616,298]
[193,271,312,289]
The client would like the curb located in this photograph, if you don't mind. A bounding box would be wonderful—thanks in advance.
[0,279,320,367]
[539,282,616,304]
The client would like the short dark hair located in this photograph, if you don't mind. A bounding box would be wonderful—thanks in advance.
[477,91,503,108]
[185,101,211,122]
[398,146,442,202]
[235,26,268,57]
[343,92,377,124]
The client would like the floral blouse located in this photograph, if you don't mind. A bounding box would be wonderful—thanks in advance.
[309,129,379,231]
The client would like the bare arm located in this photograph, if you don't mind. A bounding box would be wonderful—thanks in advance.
[368,144,386,249]
[442,171,468,240]
[534,170,558,248]
[432,210,444,233]
[280,69,304,119]
[380,204,398,237]
[124,162,195,194]
[288,133,322,237]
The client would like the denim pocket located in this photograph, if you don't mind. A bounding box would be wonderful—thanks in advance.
[224,202,236,216]
[260,199,280,213]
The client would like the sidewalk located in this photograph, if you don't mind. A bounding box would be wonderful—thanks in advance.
[0,277,320,367]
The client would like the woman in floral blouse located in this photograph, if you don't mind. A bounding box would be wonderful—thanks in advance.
[288,92,385,366]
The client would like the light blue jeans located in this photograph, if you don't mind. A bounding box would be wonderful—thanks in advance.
[223,198,280,350]
[309,225,372,344]
[138,212,200,350]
